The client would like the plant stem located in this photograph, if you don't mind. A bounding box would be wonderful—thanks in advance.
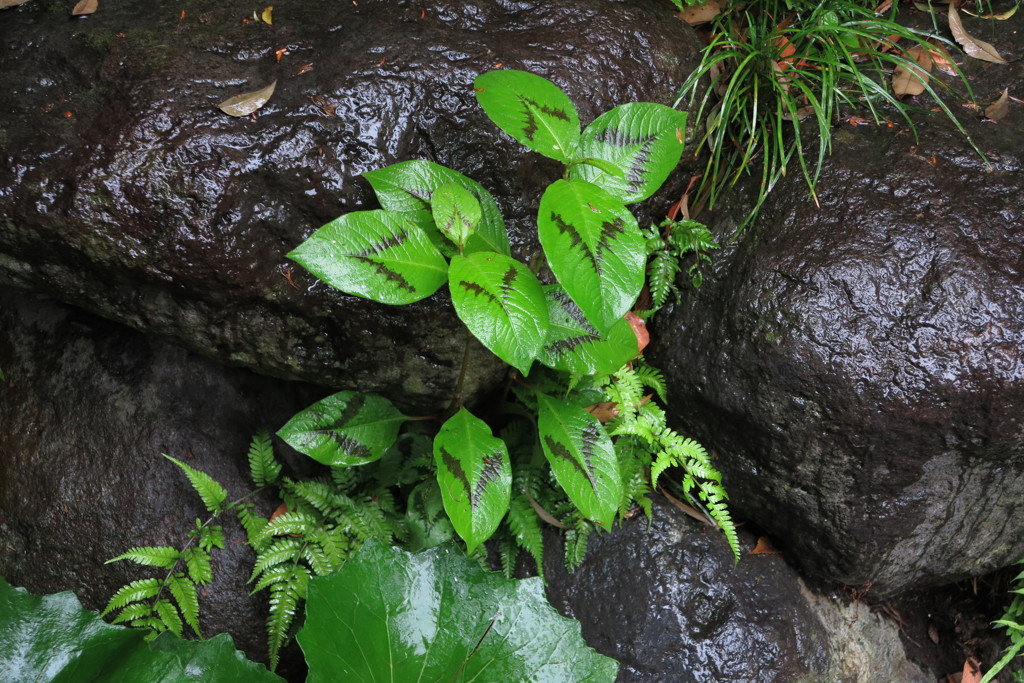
[446,328,474,417]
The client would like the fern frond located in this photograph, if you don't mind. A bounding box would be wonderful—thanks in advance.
[251,538,305,580]
[183,547,213,585]
[563,524,592,573]
[236,503,270,548]
[197,524,225,552]
[508,495,544,580]
[163,455,228,513]
[650,450,674,490]
[248,430,281,487]
[255,510,320,545]
[167,573,201,637]
[286,478,337,517]
[632,363,667,403]
[266,564,310,671]
[102,578,162,616]
[251,565,295,593]
[647,250,681,313]
[109,602,156,625]
[154,599,184,638]
[106,546,180,569]
[699,481,741,563]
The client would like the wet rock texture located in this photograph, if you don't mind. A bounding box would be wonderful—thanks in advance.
[650,44,1024,595]
[543,498,930,682]
[0,288,322,674]
[0,0,701,412]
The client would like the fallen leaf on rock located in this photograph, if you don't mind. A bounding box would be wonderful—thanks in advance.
[949,4,1008,63]
[71,0,97,15]
[0,0,32,8]
[985,88,1010,121]
[260,5,272,24]
[960,657,982,683]
[678,0,722,25]
[750,536,781,554]
[217,80,277,117]
[892,45,933,96]
[927,39,959,76]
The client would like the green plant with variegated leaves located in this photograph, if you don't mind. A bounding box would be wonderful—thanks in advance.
[282,69,736,570]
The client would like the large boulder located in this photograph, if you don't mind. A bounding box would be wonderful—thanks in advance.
[543,497,931,682]
[649,39,1024,595]
[0,0,702,412]
[0,287,324,674]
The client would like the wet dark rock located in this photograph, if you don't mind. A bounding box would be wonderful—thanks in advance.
[543,498,930,681]
[0,288,323,675]
[649,45,1024,594]
[0,0,701,412]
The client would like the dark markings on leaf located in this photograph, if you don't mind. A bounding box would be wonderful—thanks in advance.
[593,129,658,195]
[551,289,598,334]
[499,267,517,303]
[309,396,374,459]
[333,395,366,429]
[474,452,505,501]
[595,127,656,150]
[544,435,597,493]
[545,333,600,357]
[517,95,571,142]
[351,228,415,293]
[441,446,474,508]
[324,432,373,460]
[595,217,626,273]
[458,280,499,306]
[550,211,598,275]
[579,421,601,483]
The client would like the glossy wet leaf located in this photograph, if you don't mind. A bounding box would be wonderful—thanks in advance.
[0,576,282,682]
[570,103,687,204]
[277,391,405,467]
[297,539,618,682]
[449,251,548,375]
[537,393,621,529]
[475,70,581,163]
[537,285,638,375]
[892,46,933,97]
[948,4,1007,63]
[985,88,1010,121]
[433,408,511,552]
[538,179,645,333]
[71,0,97,15]
[288,209,448,304]
[363,160,509,256]
[216,80,277,117]
[431,183,480,251]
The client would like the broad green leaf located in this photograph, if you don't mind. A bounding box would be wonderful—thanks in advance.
[475,70,581,163]
[537,394,621,529]
[538,285,638,374]
[297,539,618,682]
[571,103,688,203]
[0,576,283,682]
[430,183,480,251]
[538,179,645,332]
[449,251,549,375]
[433,408,512,552]
[363,160,510,256]
[288,210,448,304]
[278,391,405,467]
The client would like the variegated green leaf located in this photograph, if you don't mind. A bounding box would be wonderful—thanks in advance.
[288,210,448,305]
[433,408,512,553]
[277,391,405,467]
[474,70,581,163]
[537,285,638,374]
[449,251,549,375]
[538,179,645,332]
[537,394,621,529]
[570,103,688,203]
[431,183,480,252]
[363,160,509,256]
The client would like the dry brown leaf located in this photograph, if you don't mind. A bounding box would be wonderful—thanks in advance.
[217,80,277,117]
[960,657,983,683]
[750,536,781,554]
[0,0,33,8]
[678,0,722,25]
[985,88,1010,120]
[71,0,97,15]
[659,486,716,526]
[892,45,934,96]
[525,490,569,529]
[585,401,621,423]
[625,311,649,355]
[260,5,272,24]
[927,39,959,76]
[948,4,1008,63]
